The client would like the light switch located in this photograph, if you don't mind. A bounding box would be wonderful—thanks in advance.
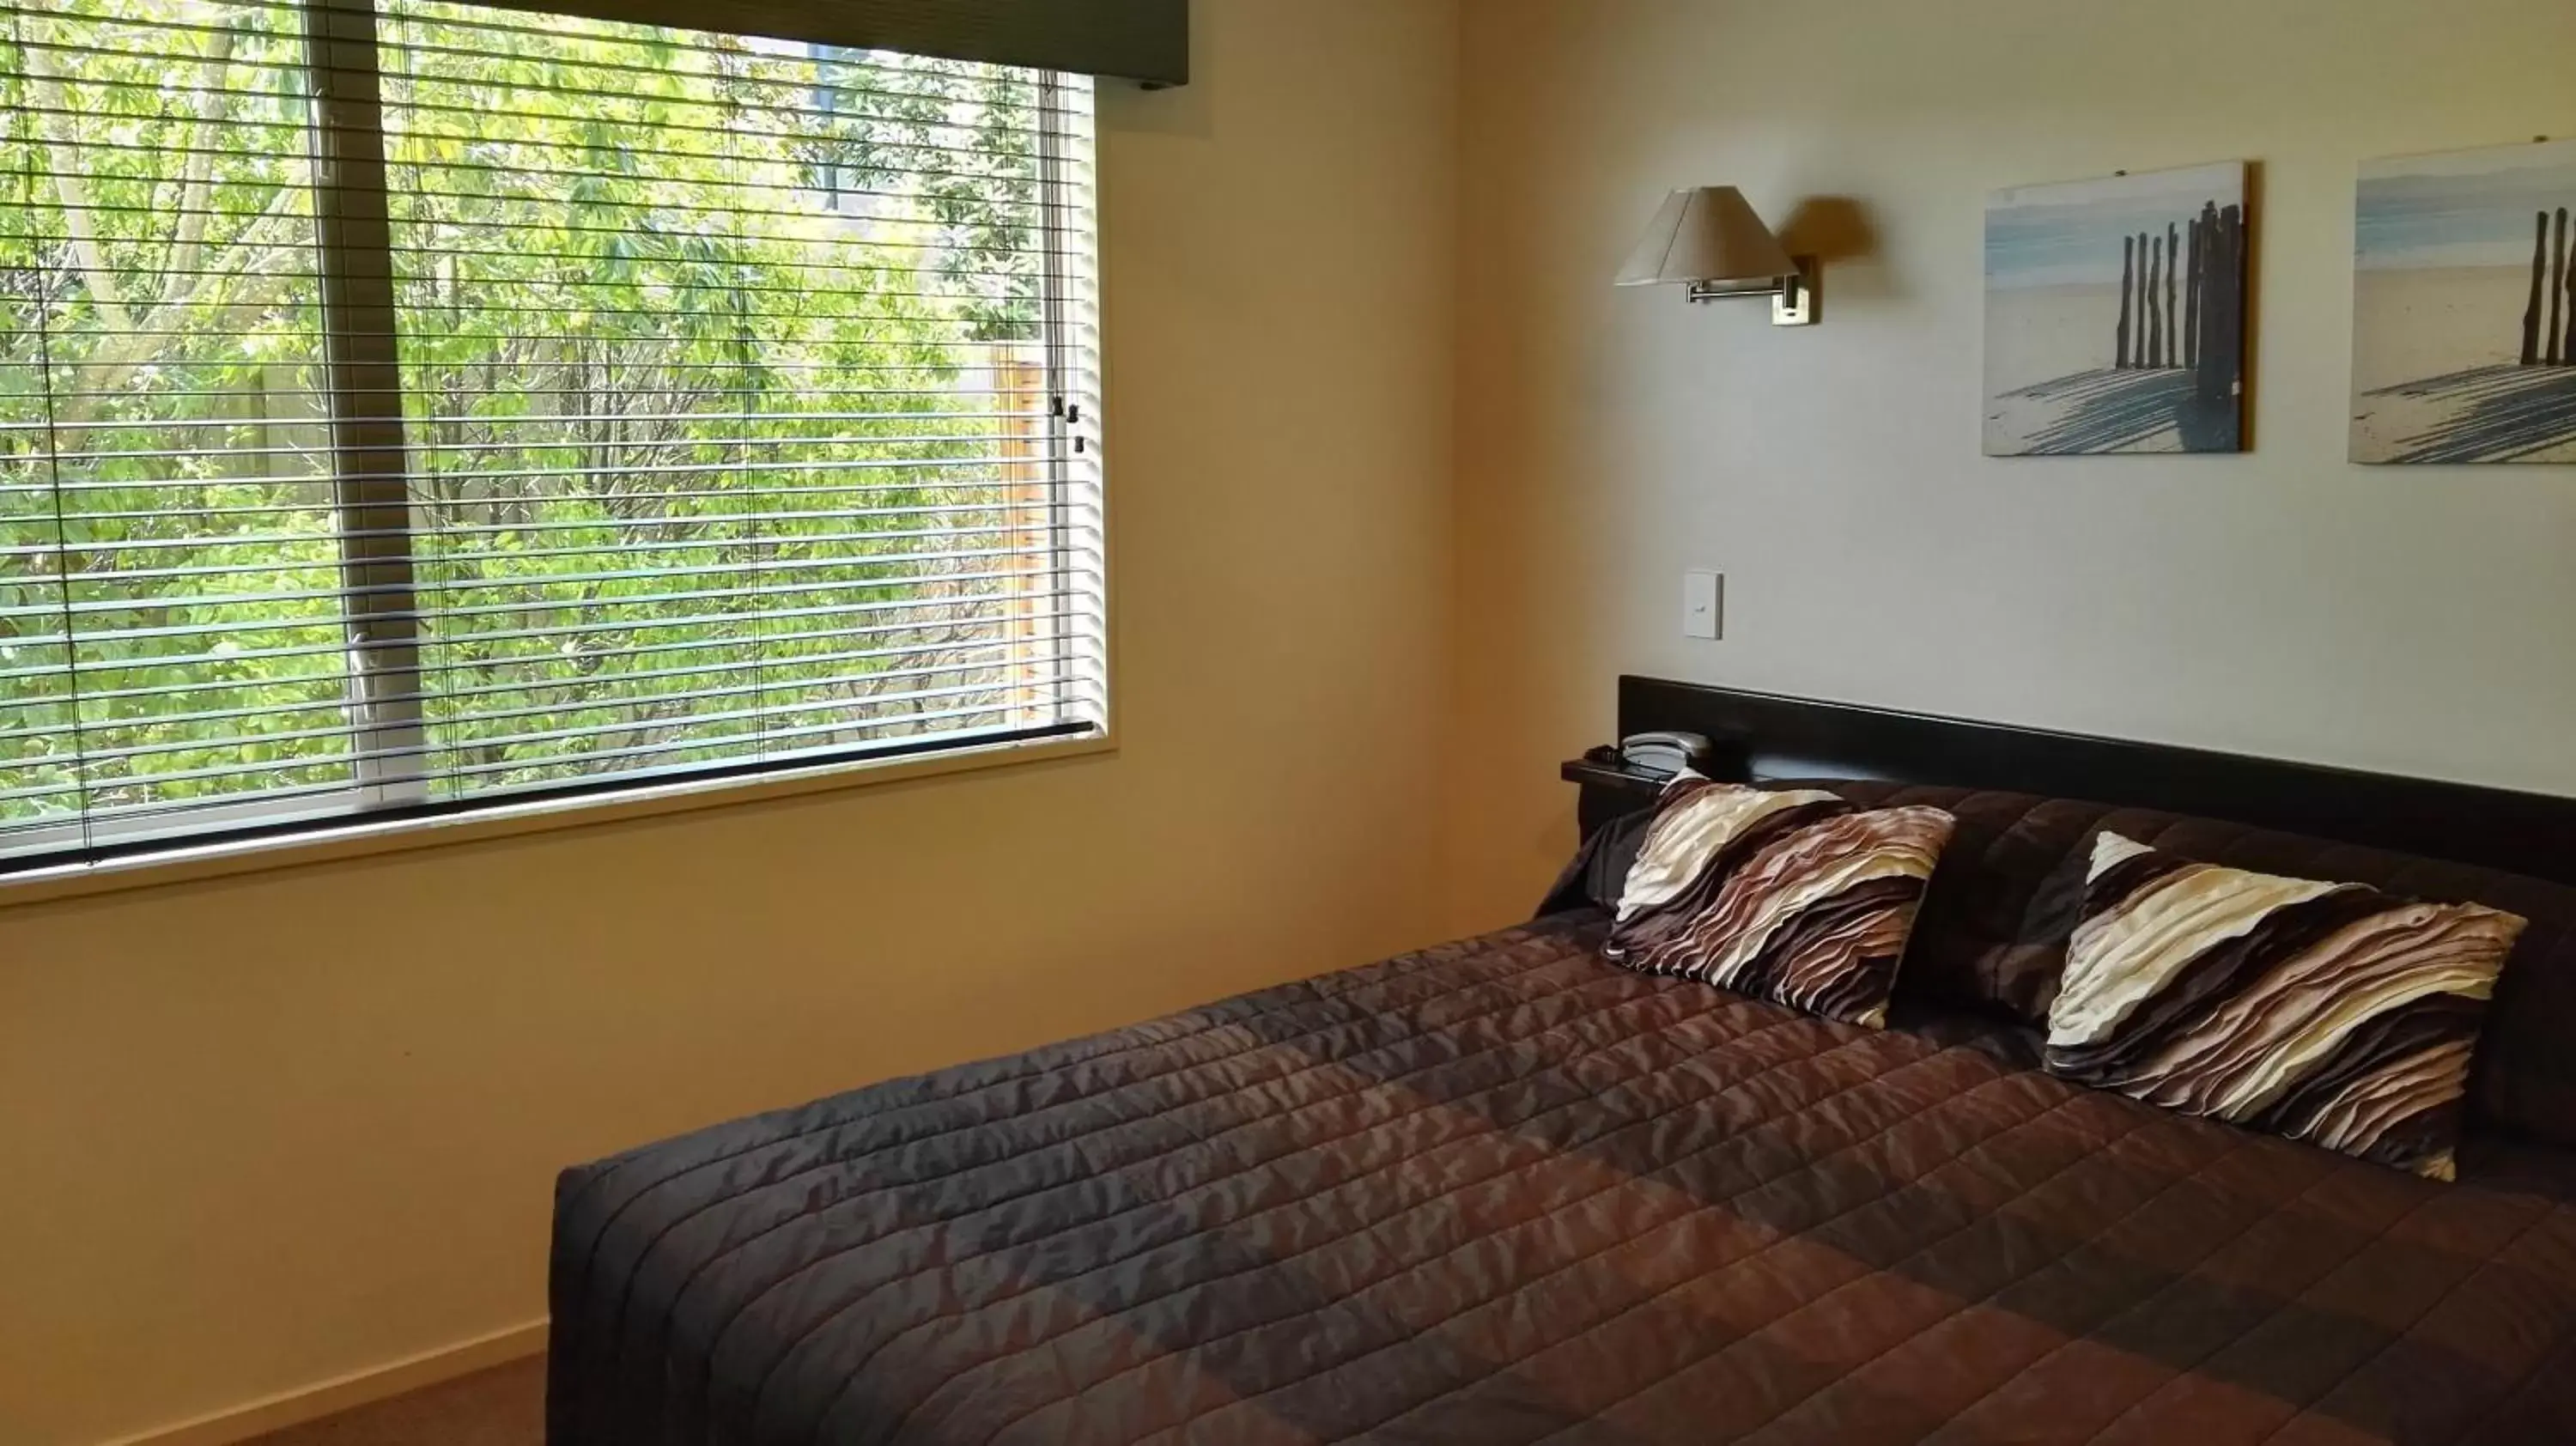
[1683,570,1722,641]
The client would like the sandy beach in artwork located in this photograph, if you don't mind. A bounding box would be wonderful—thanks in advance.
[2354,264,2534,390]
[1987,283,2123,394]
[1985,283,2188,453]
[2351,265,2576,463]
[2351,137,2576,465]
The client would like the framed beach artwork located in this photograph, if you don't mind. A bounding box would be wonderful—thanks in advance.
[1984,161,2249,456]
[2351,137,2576,464]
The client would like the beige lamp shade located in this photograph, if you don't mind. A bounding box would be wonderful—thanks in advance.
[1617,186,1798,290]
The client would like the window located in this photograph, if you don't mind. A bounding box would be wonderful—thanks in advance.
[0,0,1104,869]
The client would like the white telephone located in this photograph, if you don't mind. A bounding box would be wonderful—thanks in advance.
[1619,731,1713,777]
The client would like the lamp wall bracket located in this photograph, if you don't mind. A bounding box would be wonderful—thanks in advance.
[1685,255,1818,325]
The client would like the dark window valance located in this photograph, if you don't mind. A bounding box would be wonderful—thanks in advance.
[463,0,1189,85]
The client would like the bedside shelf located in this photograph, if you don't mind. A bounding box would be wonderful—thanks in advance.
[1561,756,1671,834]
[1559,757,1671,793]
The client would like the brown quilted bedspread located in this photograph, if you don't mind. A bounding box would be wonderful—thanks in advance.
[548,916,2576,1446]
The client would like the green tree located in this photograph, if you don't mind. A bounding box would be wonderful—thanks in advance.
[0,0,1068,834]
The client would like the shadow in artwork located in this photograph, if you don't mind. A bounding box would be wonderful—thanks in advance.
[1987,169,2246,455]
[1994,368,2217,454]
[2361,365,2576,464]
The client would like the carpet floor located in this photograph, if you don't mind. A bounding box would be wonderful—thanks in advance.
[240,1358,543,1445]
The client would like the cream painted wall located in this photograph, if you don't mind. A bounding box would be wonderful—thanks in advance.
[1450,0,2576,932]
[0,3,1459,1441]
[26,3,2576,1439]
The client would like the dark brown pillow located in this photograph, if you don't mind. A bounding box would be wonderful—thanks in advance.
[1534,805,1656,918]
[1604,777,1955,1029]
[2045,833,2526,1181]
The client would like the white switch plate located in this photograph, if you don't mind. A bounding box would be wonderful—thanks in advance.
[1683,570,1722,641]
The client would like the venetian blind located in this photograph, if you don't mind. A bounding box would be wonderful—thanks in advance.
[0,0,1105,868]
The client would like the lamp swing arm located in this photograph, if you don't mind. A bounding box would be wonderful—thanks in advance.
[1686,258,1816,324]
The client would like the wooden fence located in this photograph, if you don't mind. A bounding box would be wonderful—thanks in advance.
[2521,207,2576,367]
[2112,202,2242,386]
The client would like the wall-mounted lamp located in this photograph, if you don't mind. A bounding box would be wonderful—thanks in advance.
[1616,186,1817,325]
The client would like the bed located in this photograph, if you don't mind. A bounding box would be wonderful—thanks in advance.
[548,679,2576,1445]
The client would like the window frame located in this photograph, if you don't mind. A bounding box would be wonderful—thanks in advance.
[1,721,1117,903]
[0,0,1113,894]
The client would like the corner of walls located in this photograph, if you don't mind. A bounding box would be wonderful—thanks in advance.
[1442,0,1620,937]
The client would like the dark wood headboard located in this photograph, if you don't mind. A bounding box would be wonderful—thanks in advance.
[1564,676,2576,887]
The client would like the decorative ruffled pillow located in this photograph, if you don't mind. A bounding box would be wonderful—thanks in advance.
[2046,832,2526,1181]
[1604,775,1954,1029]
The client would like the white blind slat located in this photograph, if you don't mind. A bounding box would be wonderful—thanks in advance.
[30,661,1091,764]
[0,598,1094,684]
[0,497,1093,549]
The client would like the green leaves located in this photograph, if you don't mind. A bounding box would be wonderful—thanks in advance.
[2,1,1066,829]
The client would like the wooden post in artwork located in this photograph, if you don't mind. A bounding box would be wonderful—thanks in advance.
[2134,234,2148,368]
[2525,211,2550,367]
[999,354,1050,724]
[2117,234,2136,369]
[2552,209,2571,367]
[2193,203,2242,410]
[2129,232,2145,368]
[2217,201,2230,356]
[2164,222,2180,368]
[2197,202,2221,371]
[2183,215,2202,369]
[2560,207,2576,368]
[2565,210,2576,366]
[2146,234,2164,368]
